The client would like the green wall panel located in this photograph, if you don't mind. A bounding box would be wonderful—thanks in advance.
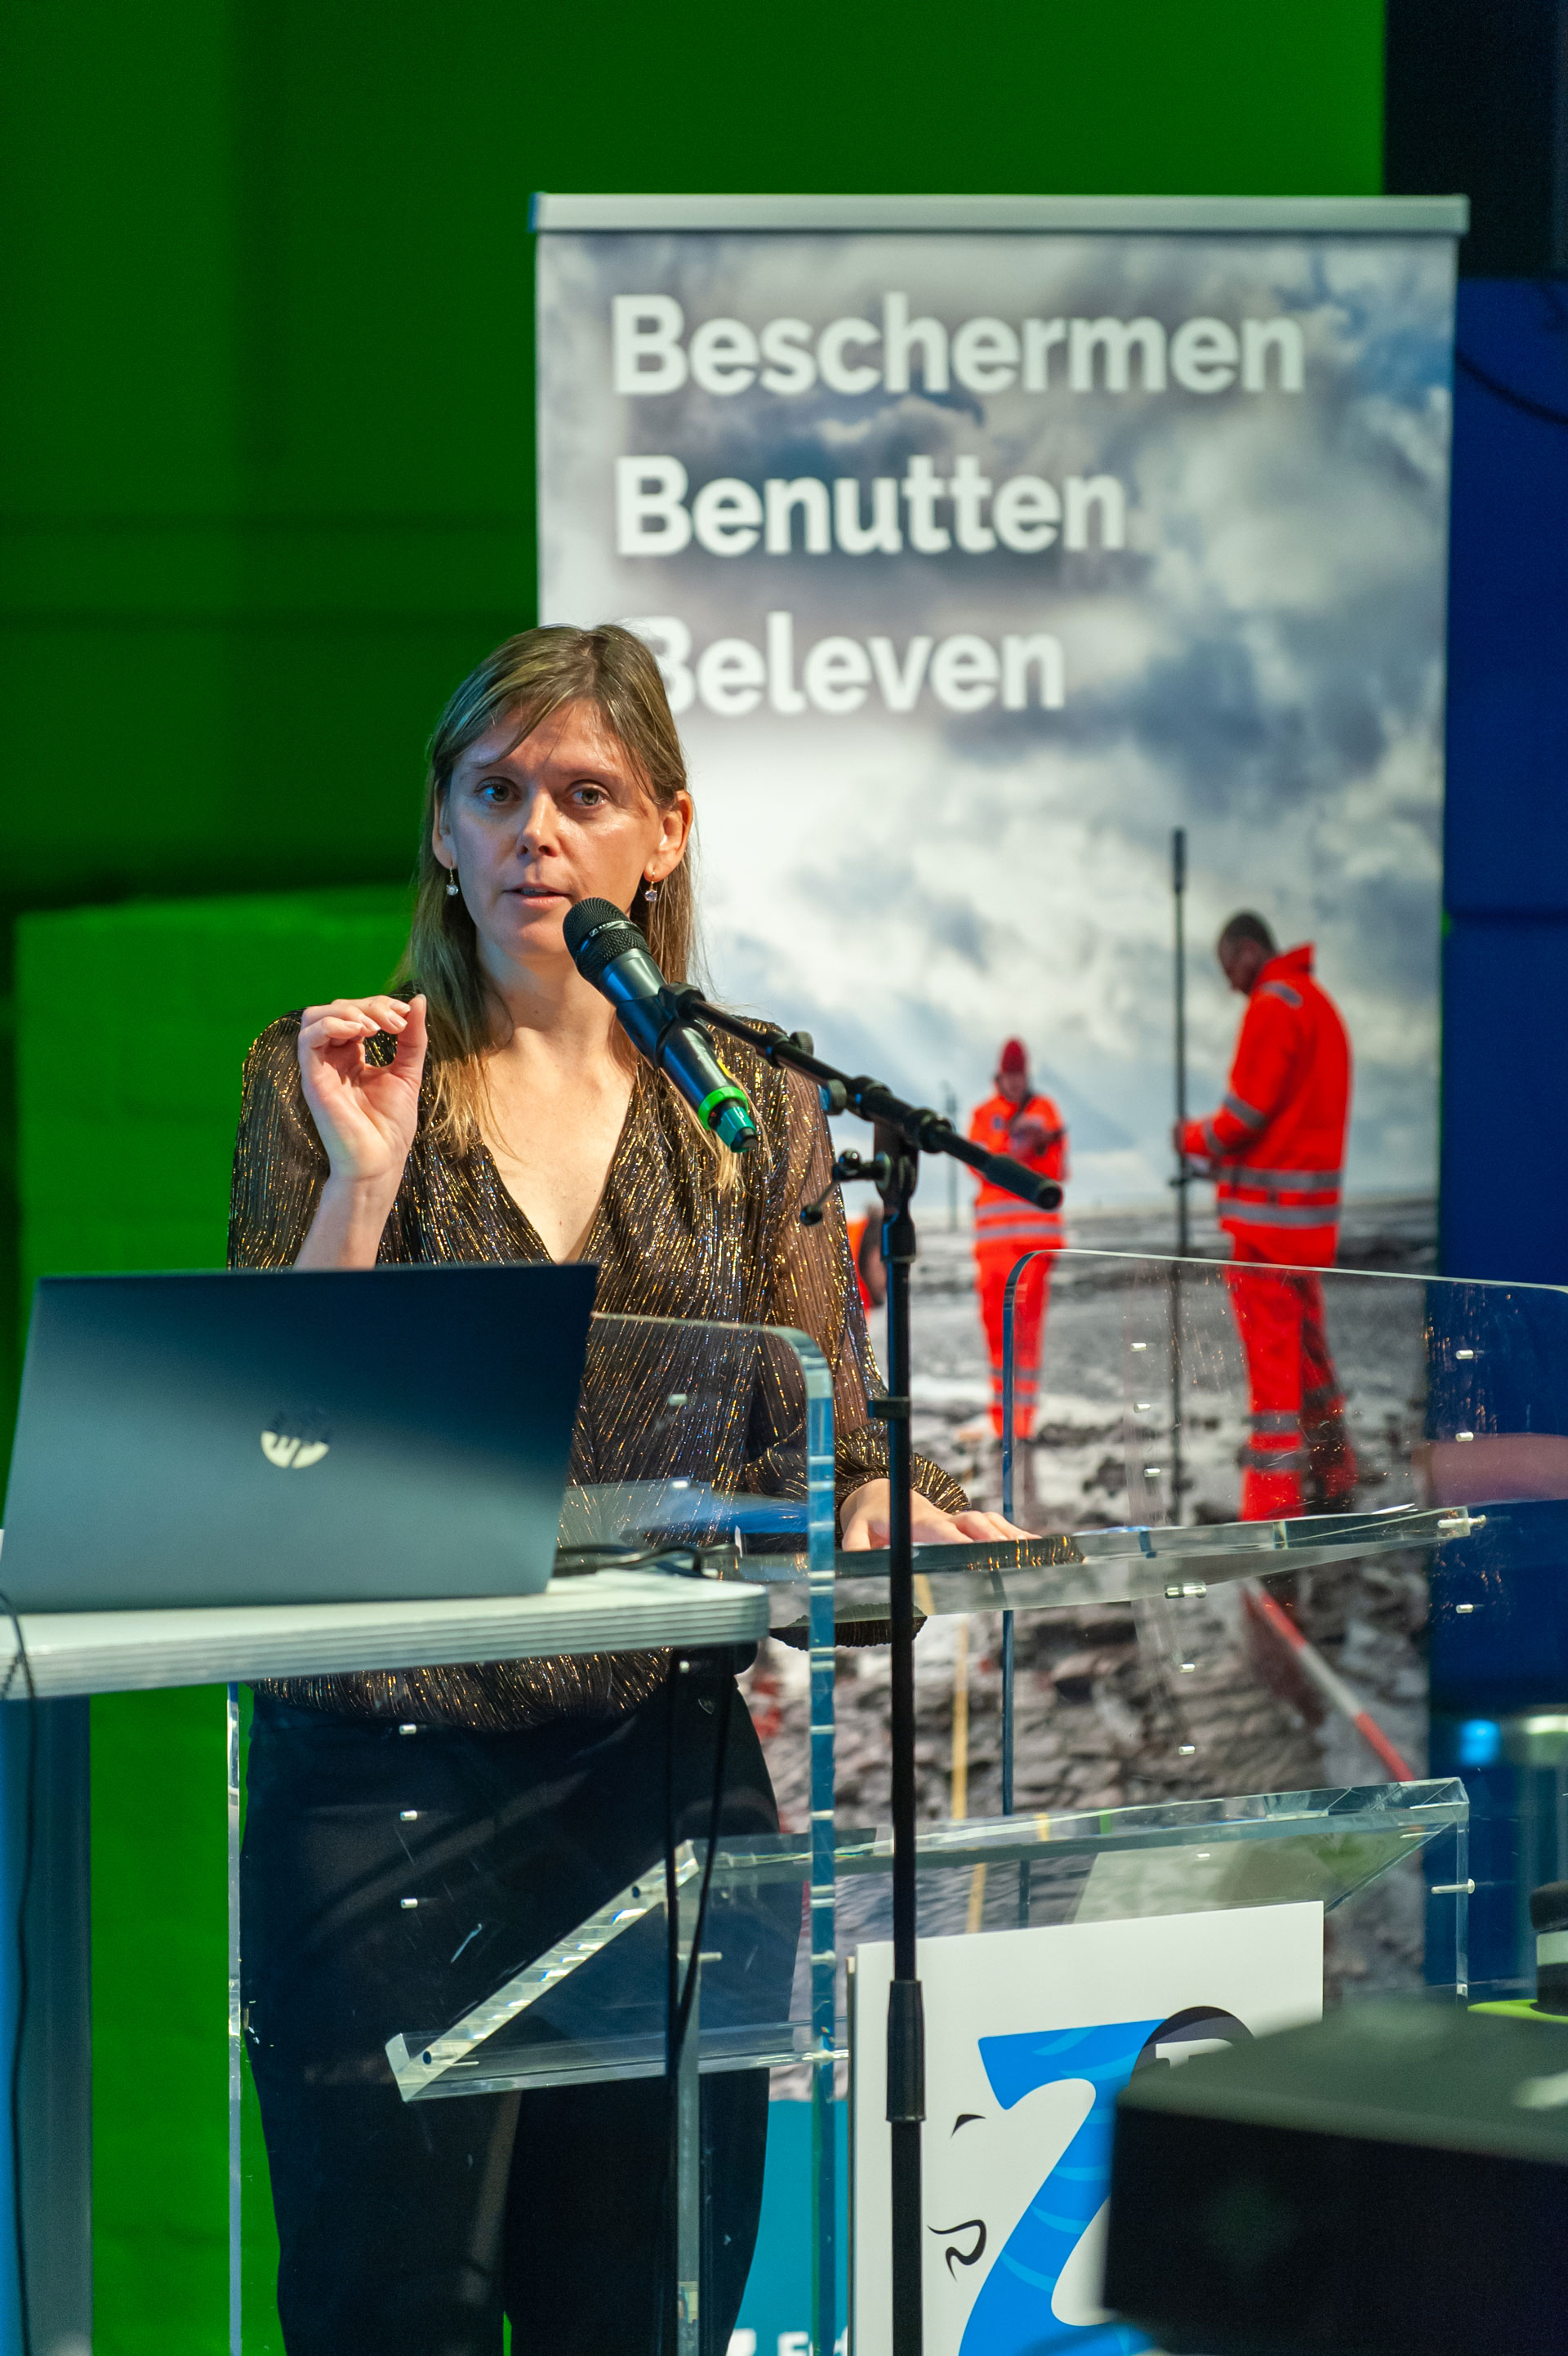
[17,886,412,1288]
[0,0,236,514]
[91,1686,230,2356]
[0,618,501,906]
[15,889,411,2352]
[0,0,1384,902]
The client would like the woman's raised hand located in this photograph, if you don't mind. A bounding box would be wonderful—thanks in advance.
[298,995,428,1179]
[294,995,428,1268]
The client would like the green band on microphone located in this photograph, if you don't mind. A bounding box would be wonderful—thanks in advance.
[696,1081,758,1152]
[697,1080,751,1129]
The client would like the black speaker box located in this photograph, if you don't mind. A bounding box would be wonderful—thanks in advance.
[1105,1999,1568,2356]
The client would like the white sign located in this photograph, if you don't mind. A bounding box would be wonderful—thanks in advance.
[851,1904,1322,2356]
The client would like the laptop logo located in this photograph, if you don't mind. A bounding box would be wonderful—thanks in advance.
[261,1413,330,1470]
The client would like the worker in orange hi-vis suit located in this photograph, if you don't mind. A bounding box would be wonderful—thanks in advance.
[844,1209,886,1316]
[1178,912,1356,1521]
[959,1039,1068,1444]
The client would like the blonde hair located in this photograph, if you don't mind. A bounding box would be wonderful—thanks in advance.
[396,624,711,1152]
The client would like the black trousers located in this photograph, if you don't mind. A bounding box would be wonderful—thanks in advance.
[242,1668,786,2356]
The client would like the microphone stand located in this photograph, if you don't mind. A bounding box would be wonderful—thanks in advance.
[1171,826,1188,1524]
[668,988,1060,2356]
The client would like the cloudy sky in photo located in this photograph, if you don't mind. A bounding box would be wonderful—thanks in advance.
[538,229,1455,1205]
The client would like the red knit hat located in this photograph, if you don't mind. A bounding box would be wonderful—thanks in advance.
[998,1038,1027,1076]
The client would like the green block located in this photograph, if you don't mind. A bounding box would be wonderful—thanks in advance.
[16,888,412,2351]
[17,885,412,1289]
[91,1686,230,2355]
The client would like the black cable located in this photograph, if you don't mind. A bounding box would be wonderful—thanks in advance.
[661,1663,737,2356]
[1456,346,1568,430]
[553,1541,713,1581]
[0,1591,36,2356]
[664,1667,680,2356]
[676,1676,734,2051]
[552,1540,670,1579]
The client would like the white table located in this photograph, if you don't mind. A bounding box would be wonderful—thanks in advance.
[0,1568,770,1699]
[0,1568,769,2356]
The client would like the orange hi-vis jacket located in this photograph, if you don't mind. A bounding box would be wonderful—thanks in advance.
[969,1090,1068,1258]
[1180,944,1350,1267]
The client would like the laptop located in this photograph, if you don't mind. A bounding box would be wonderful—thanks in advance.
[0,1263,597,1613]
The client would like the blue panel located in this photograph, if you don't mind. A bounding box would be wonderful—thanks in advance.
[1441,915,1568,1280]
[1441,280,1568,1285]
[1437,283,1568,1975]
[1432,1548,1568,1716]
[737,2100,849,2356]
[1446,281,1568,919]
[1432,1542,1568,1996]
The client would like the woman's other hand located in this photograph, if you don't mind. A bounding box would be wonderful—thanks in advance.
[839,1481,1032,1550]
[295,995,427,1267]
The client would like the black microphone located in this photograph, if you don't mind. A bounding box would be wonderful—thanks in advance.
[564,897,760,1155]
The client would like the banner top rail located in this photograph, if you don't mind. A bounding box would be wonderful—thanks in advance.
[531,192,1468,236]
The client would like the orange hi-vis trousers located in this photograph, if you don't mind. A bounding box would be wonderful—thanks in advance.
[978,1247,1054,1438]
[1223,1238,1356,1518]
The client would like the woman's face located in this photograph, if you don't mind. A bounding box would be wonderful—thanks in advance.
[436,698,691,975]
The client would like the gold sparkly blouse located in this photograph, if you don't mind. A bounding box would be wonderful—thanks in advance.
[228,1015,966,1729]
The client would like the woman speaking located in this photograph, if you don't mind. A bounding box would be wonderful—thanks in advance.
[231,624,1013,2355]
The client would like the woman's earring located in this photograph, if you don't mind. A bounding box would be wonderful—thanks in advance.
[644,877,660,905]
[444,865,460,899]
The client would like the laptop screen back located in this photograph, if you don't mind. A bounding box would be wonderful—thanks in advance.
[0,1263,596,1612]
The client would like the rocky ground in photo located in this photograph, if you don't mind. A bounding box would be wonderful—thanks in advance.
[742,1196,1449,2005]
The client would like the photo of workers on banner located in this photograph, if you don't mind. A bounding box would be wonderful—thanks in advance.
[959,1042,1068,1447]
[855,894,1385,1544]
[1178,913,1358,1522]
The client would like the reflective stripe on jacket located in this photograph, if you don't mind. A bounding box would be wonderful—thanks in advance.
[1179,944,1350,1262]
[969,1089,1067,1253]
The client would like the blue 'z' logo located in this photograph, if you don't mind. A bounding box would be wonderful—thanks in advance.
[951,2008,1250,2356]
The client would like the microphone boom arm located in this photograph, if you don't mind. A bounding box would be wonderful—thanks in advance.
[670,988,1062,1214]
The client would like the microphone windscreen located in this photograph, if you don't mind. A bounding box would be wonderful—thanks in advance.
[564,897,646,985]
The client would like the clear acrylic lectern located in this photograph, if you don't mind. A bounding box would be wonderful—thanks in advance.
[233,1310,838,2355]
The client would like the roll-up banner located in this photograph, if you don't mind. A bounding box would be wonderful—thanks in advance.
[534,196,1464,1214]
